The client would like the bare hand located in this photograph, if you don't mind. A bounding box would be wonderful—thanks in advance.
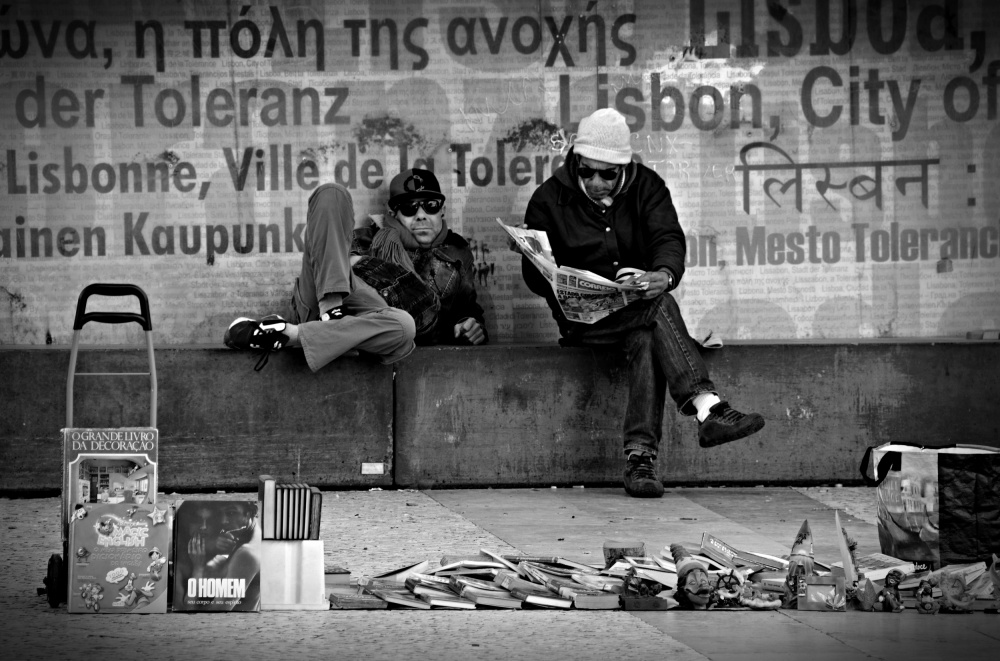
[454,318,486,345]
[635,271,673,299]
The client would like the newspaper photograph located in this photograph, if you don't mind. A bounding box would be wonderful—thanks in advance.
[496,219,644,324]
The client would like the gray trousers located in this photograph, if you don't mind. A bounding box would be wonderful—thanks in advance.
[286,184,416,371]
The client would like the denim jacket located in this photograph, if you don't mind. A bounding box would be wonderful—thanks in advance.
[352,226,487,345]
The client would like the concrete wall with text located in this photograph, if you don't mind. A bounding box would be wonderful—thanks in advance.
[3,0,999,346]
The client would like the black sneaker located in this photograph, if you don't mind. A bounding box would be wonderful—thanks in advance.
[698,401,765,448]
[623,453,664,498]
[223,315,289,371]
[320,306,345,321]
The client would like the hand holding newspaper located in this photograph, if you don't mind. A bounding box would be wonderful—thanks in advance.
[497,218,645,324]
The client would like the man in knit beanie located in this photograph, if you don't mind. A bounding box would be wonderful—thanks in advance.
[518,107,765,498]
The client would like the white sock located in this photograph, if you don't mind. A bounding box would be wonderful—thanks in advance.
[283,324,300,347]
[694,393,722,422]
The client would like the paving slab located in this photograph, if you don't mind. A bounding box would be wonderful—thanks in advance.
[1,487,997,661]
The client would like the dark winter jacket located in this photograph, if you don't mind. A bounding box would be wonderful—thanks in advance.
[353,225,487,345]
[522,149,686,327]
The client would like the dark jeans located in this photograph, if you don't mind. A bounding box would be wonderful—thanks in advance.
[563,293,717,457]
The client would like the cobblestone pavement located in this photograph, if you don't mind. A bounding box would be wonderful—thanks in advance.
[2,487,995,661]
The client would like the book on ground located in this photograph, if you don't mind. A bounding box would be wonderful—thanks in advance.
[458,585,523,609]
[63,427,159,542]
[367,588,432,609]
[276,484,287,540]
[417,589,476,609]
[429,559,507,574]
[542,575,622,610]
[67,502,172,614]
[569,591,622,610]
[571,573,625,593]
[699,532,787,571]
[308,486,322,540]
[509,585,573,608]
[505,555,600,575]
[258,475,276,540]
[328,586,387,609]
[371,559,435,584]
[451,575,506,592]
[479,548,519,572]
[518,561,567,585]
[626,557,678,589]
[406,573,454,591]
[172,499,261,612]
[325,565,351,589]
[495,570,556,594]
[832,553,922,584]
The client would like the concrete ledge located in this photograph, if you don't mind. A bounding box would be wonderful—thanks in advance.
[394,343,1000,487]
[0,347,395,491]
[2,342,998,492]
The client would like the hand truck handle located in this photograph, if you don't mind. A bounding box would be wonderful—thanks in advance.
[73,283,153,331]
[67,283,156,428]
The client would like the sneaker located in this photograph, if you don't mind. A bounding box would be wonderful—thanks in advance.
[623,453,664,498]
[223,315,289,371]
[320,306,345,321]
[698,401,765,448]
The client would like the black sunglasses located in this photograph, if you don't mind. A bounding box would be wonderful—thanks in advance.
[578,163,622,181]
[393,198,443,216]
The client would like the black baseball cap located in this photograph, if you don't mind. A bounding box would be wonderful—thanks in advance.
[388,168,445,209]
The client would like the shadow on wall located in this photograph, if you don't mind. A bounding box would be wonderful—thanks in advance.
[811,297,873,339]
[695,299,797,341]
[936,293,1000,337]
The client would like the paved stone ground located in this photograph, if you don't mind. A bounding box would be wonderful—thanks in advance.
[0,490,706,661]
[2,487,995,661]
[792,486,879,525]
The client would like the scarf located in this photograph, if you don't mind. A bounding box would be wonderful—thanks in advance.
[369,213,449,273]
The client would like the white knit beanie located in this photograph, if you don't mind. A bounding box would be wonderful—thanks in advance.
[574,108,633,165]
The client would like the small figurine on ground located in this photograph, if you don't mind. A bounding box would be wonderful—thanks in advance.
[878,569,905,612]
[670,543,714,609]
[915,579,940,615]
[783,520,816,608]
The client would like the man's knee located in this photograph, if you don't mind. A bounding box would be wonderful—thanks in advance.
[386,308,417,344]
[624,326,655,356]
[651,291,681,316]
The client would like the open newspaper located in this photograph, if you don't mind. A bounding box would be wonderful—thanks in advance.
[497,219,644,324]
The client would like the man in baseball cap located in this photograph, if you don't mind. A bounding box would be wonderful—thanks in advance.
[352,168,487,346]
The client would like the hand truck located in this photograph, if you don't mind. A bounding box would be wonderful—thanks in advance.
[41,283,156,607]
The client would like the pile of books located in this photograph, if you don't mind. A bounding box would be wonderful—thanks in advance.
[333,549,629,610]
[258,475,322,540]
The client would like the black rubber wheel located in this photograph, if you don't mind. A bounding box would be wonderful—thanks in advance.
[45,553,66,608]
